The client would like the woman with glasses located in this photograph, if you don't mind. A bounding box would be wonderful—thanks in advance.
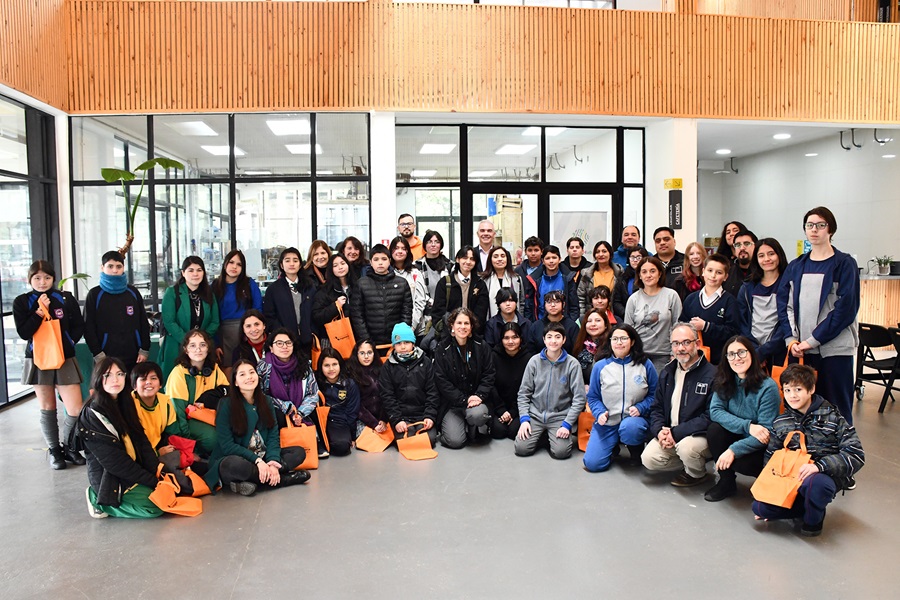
[625,257,683,373]
[159,256,220,376]
[164,330,228,455]
[777,206,860,425]
[256,328,319,433]
[583,324,657,472]
[413,230,452,338]
[704,336,780,502]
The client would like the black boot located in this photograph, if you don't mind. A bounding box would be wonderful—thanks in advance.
[626,444,644,465]
[279,470,311,487]
[48,446,67,470]
[63,444,86,466]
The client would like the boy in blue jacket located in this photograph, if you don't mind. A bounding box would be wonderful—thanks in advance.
[752,364,864,537]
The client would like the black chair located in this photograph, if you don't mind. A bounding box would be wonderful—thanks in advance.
[854,323,898,409]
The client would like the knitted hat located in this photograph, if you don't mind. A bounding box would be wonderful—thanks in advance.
[391,322,416,345]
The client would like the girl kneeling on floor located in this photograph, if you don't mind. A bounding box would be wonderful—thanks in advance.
[207,359,310,496]
[79,357,164,519]
[316,348,361,456]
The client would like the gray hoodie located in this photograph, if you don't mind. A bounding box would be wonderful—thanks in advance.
[517,349,586,429]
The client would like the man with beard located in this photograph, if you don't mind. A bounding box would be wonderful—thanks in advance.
[652,226,684,288]
[613,225,646,268]
[397,214,425,260]
[723,230,757,296]
[641,323,716,487]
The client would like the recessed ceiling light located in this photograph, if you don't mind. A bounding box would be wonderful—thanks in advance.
[715,149,731,155]
[201,145,244,156]
[285,144,323,155]
[773,133,792,140]
[166,120,218,136]
[522,127,566,137]
[410,169,437,177]
[244,170,272,175]
[469,170,497,178]
[522,127,540,136]
[428,126,457,135]
[883,154,896,159]
[805,153,818,157]
[496,144,536,155]
[266,119,310,136]
[419,143,457,154]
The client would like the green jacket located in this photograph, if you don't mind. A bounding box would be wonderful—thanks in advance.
[158,283,220,376]
[204,394,282,489]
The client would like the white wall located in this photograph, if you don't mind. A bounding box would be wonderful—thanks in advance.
[617,0,663,10]
[697,169,723,242]
[645,118,698,250]
[370,111,397,245]
[698,130,900,264]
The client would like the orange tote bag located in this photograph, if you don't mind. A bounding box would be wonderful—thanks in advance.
[356,425,395,453]
[324,303,356,359]
[750,431,813,509]
[280,418,319,470]
[396,422,437,461]
[32,312,65,370]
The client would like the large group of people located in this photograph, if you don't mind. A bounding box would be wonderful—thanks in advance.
[13,206,865,536]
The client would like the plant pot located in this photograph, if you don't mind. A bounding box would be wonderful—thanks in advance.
[878,265,890,275]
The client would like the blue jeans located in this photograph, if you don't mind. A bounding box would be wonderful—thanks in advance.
[752,472,838,526]
[583,415,648,472]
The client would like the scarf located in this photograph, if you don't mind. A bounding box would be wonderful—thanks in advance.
[584,340,597,356]
[394,346,423,364]
[99,272,128,294]
[264,353,306,408]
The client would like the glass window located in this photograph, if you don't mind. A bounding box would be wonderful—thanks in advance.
[316,181,369,249]
[397,187,461,257]
[235,113,312,177]
[4,313,30,399]
[154,115,231,178]
[546,127,616,183]
[549,194,613,249]
[624,129,644,184]
[235,182,312,282]
[0,98,28,175]
[397,126,460,182]
[73,186,129,286]
[71,116,148,181]
[316,114,369,176]
[0,178,32,312]
[623,187,645,236]
[468,126,541,183]
[471,193,537,267]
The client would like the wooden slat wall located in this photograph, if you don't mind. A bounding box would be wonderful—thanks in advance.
[0,0,69,110]
[859,280,900,329]
[3,2,886,123]
[697,0,853,21]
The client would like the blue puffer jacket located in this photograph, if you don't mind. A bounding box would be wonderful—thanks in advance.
[587,355,658,426]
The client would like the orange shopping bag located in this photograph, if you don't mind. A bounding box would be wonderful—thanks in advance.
[697,330,712,362]
[356,425,395,453]
[311,334,322,371]
[186,404,217,426]
[375,344,393,365]
[316,391,331,453]
[396,422,437,461]
[577,406,594,452]
[324,302,355,359]
[183,467,212,497]
[149,466,203,516]
[32,312,65,370]
[750,430,813,509]
[280,417,319,470]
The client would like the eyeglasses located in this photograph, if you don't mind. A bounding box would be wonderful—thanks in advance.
[358,350,374,356]
[670,339,697,348]
[398,221,414,227]
[733,241,754,249]
[629,255,643,262]
[186,343,208,350]
[426,239,441,246]
[273,340,294,348]
[804,221,828,231]
[610,336,630,343]
[726,349,750,361]
[545,299,563,305]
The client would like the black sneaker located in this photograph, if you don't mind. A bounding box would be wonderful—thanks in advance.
[670,470,710,487]
[800,520,824,537]
[229,481,258,496]
[845,476,857,491]
[279,470,311,487]
[48,446,67,470]
[703,479,737,502]
[63,444,86,466]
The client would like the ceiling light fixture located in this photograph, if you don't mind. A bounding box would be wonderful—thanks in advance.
[166,121,218,136]
[410,169,437,177]
[285,144,323,155]
[495,144,536,155]
[419,143,457,154]
[883,154,896,159]
[244,170,272,175]
[805,153,818,157]
[773,133,792,140]
[316,170,334,175]
[266,119,310,136]
[202,145,245,156]
[468,170,497,178]
[715,149,731,155]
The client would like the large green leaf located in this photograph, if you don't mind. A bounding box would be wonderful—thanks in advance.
[101,168,136,183]
[135,157,185,172]
[57,273,91,291]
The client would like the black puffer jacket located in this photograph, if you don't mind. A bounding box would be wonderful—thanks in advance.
[351,271,413,346]
[78,401,160,507]
[312,282,356,335]
[431,268,490,335]
[380,349,440,426]
[433,338,496,420]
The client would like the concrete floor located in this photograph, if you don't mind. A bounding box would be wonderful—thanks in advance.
[0,387,897,600]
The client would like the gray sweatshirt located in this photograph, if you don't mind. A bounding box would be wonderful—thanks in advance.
[517,350,586,429]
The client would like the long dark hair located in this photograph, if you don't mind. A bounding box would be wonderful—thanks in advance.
[266,327,311,380]
[88,357,144,439]
[335,236,369,268]
[315,347,346,386]
[499,322,525,356]
[573,307,611,356]
[325,253,358,290]
[212,249,253,306]
[177,256,213,304]
[716,221,748,257]
[748,238,788,285]
[228,359,275,436]
[346,339,381,384]
[389,236,413,272]
[481,245,513,279]
[597,323,648,366]
[712,335,767,400]
[278,247,312,288]
[175,330,219,371]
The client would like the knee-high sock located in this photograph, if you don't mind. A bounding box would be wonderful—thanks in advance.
[62,414,78,445]
[40,409,60,449]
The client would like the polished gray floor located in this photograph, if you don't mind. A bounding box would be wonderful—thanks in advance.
[0,387,897,600]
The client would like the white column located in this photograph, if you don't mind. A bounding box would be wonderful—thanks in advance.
[369,111,396,247]
[644,118,698,248]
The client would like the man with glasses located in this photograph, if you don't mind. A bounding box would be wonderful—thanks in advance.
[723,229,758,296]
[397,214,425,260]
[641,323,716,487]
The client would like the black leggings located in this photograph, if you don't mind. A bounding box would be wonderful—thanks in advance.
[707,422,764,482]
[326,419,354,456]
[219,446,306,486]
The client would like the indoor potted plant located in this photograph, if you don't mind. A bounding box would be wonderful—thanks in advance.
[875,255,893,276]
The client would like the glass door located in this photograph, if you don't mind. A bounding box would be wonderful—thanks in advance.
[471,192,537,267]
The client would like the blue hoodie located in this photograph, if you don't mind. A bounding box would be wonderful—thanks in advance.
[587,355,658,426]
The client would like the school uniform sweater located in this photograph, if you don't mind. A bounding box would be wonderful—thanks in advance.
[319,377,362,429]
[679,288,739,364]
[83,285,151,365]
[216,279,263,321]
[517,349,586,429]
[132,390,178,450]
[13,289,84,359]
[587,355,658,426]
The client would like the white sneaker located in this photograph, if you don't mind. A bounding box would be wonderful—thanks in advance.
[86,487,107,519]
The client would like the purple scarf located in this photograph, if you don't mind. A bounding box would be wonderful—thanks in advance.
[264,353,306,409]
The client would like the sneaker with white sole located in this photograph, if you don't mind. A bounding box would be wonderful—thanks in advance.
[85,487,107,519]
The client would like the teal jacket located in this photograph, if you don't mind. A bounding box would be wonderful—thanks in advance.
[205,394,282,489]
[158,283,220,376]
[709,376,780,457]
